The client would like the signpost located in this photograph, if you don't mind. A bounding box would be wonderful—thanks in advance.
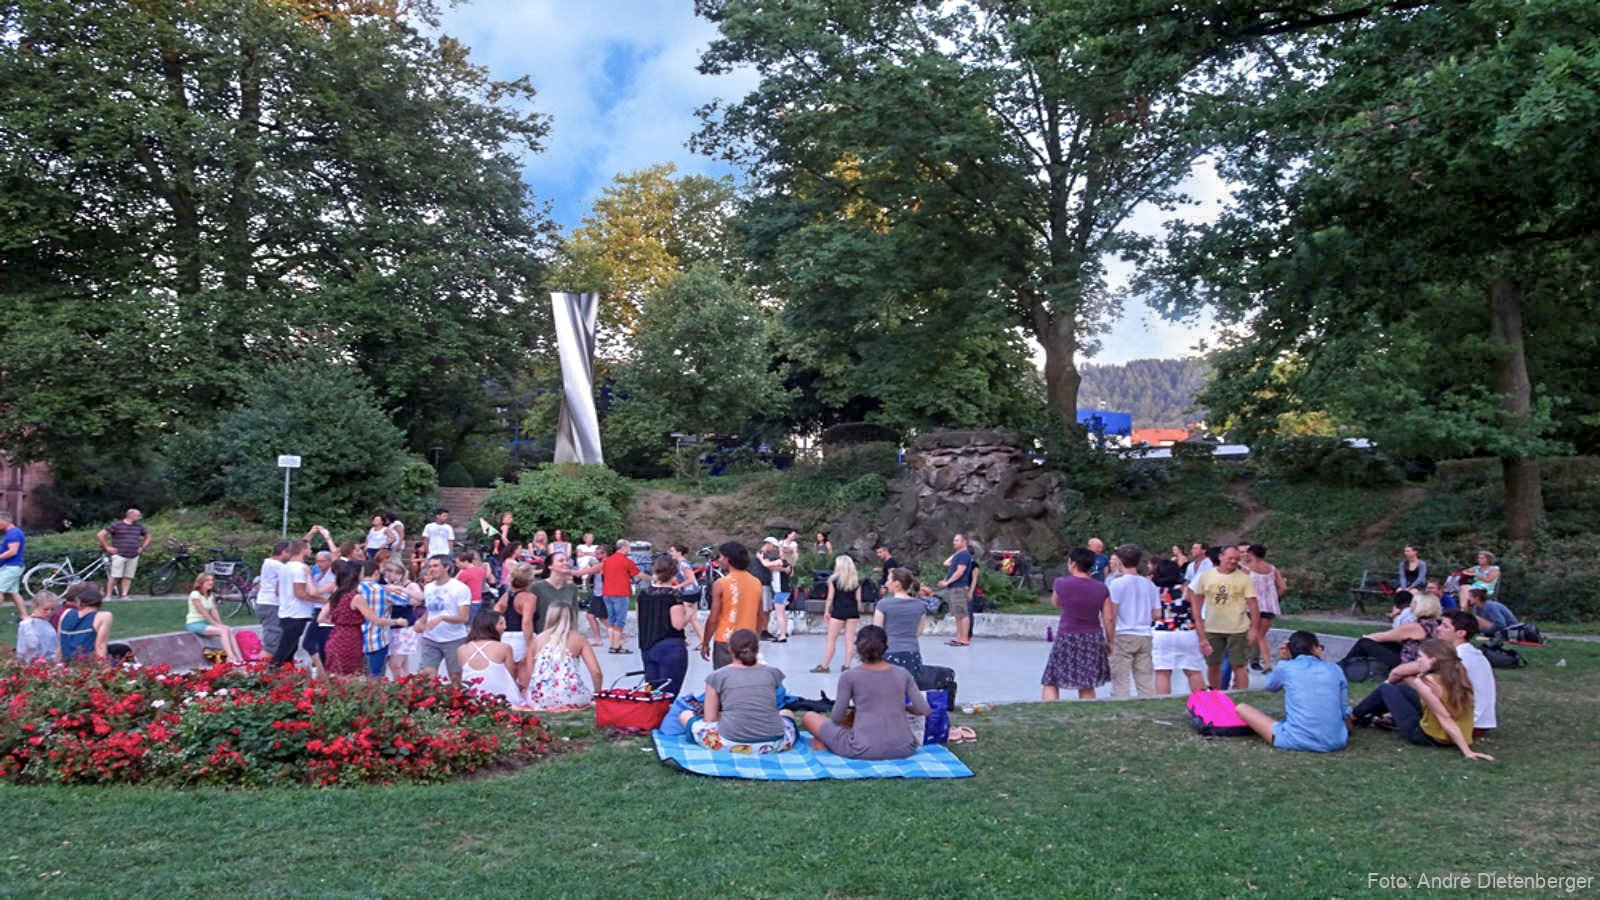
[277,455,301,538]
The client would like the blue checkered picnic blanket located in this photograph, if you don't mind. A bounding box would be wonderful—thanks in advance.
[652,729,973,780]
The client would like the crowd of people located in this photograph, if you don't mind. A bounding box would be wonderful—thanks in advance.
[6,502,1522,763]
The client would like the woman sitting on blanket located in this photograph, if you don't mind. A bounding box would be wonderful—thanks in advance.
[803,625,931,760]
[678,628,797,753]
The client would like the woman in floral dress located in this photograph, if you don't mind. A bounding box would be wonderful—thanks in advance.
[526,603,603,710]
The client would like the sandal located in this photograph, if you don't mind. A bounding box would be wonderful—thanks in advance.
[810,665,830,673]
[945,640,971,647]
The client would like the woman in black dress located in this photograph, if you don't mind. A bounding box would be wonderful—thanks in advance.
[811,555,861,673]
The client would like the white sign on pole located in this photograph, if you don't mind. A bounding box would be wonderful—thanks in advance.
[277,455,302,469]
[278,455,301,537]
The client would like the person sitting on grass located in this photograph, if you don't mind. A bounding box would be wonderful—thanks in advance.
[1464,587,1518,639]
[1438,610,1496,739]
[457,610,525,708]
[1349,638,1492,761]
[15,591,59,662]
[186,573,244,664]
[526,603,603,711]
[679,628,797,753]
[1234,631,1350,752]
[59,585,112,663]
[1342,592,1443,670]
[802,625,930,760]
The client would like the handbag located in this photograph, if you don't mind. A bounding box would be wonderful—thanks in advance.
[1340,656,1390,683]
[594,671,675,733]
[922,689,950,745]
[1480,642,1528,669]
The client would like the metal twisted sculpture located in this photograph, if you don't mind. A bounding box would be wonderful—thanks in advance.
[550,291,604,464]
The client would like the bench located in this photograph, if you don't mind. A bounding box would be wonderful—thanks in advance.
[1347,569,1390,616]
[123,630,231,671]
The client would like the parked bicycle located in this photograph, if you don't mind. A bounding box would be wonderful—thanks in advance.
[204,551,258,621]
[149,539,204,595]
[23,552,110,599]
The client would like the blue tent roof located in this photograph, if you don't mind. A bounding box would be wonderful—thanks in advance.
[1076,409,1133,437]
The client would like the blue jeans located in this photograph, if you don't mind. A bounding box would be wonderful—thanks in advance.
[366,647,389,677]
[603,596,629,629]
[642,639,688,697]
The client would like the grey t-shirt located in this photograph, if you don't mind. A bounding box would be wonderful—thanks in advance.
[821,664,930,760]
[875,596,924,654]
[705,664,786,742]
[530,580,580,634]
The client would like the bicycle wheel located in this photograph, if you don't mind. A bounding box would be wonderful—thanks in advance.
[149,560,183,596]
[23,563,78,598]
[214,579,248,620]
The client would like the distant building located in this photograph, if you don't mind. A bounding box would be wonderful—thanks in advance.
[1129,428,1190,447]
[0,456,53,529]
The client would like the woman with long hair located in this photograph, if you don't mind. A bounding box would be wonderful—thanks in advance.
[549,528,572,560]
[803,625,930,759]
[526,603,603,710]
[322,565,370,676]
[350,558,408,677]
[1352,638,1491,760]
[1466,550,1501,597]
[498,564,538,685]
[185,573,244,664]
[457,609,525,707]
[1242,544,1286,675]
[812,555,861,673]
[873,567,927,680]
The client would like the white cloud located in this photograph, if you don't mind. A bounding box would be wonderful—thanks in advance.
[434,0,754,227]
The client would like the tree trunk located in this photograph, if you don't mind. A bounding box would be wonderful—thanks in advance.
[1038,314,1081,434]
[1487,275,1542,544]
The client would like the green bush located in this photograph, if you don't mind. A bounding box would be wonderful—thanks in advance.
[166,365,433,528]
[476,464,637,541]
[438,462,475,488]
[817,442,901,481]
[838,473,888,504]
[1264,436,1401,487]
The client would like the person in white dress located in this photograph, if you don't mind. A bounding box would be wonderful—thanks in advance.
[457,610,526,708]
[526,603,603,711]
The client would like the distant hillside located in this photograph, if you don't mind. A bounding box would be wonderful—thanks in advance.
[1079,357,1208,427]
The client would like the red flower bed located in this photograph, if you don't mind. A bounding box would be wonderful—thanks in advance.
[0,660,552,786]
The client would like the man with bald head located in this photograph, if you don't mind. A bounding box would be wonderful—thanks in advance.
[97,508,150,598]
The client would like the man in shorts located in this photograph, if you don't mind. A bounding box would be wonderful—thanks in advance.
[937,533,976,646]
[599,539,641,654]
[416,555,471,683]
[97,508,150,598]
[0,511,25,618]
[1191,544,1259,690]
[701,542,761,669]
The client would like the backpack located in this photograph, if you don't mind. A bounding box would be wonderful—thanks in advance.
[1481,642,1528,669]
[1340,656,1391,683]
[236,630,263,661]
[914,664,959,709]
[1504,622,1543,645]
[1186,690,1253,737]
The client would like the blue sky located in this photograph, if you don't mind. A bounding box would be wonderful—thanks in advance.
[434,1,1214,363]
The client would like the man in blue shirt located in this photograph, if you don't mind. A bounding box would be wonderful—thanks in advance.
[1235,630,1350,752]
[0,510,26,618]
[1466,588,1517,637]
[1088,537,1109,581]
[937,533,976,647]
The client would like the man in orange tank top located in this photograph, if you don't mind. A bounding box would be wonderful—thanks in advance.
[700,541,762,669]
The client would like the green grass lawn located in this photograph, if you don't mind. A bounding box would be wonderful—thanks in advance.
[1,600,198,653]
[0,636,1594,896]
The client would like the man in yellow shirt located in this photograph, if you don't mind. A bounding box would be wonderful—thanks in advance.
[700,541,762,670]
[1190,545,1259,690]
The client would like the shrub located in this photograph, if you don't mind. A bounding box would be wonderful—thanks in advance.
[817,442,901,481]
[819,422,900,447]
[1264,436,1400,487]
[179,365,432,527]
[477,464,637,540]
[0,660,551,786]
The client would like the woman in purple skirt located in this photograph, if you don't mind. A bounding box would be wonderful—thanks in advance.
[1042,547,1113,700]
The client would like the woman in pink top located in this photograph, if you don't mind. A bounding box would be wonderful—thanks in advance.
[453,549,493,608]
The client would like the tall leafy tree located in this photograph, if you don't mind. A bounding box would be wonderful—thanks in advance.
[0,0,553,492]
[1149,0,1600,541]
[552,163,740,342]
[694,0,1214,432]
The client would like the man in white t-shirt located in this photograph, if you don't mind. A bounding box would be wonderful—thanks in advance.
[271,541,324,668]
[1104,544,1159,698]
[1439,610,1497,737]
[416,555,471,683]
[423,511,455,558]
[255,541,290,656]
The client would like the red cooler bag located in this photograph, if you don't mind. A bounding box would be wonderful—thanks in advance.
[595,672,674,733]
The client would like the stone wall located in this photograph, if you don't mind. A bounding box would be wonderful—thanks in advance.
[853,429,1067,564]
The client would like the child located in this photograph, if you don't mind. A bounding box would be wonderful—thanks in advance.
[1234,631,1350,752]
[15,591,59,661]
